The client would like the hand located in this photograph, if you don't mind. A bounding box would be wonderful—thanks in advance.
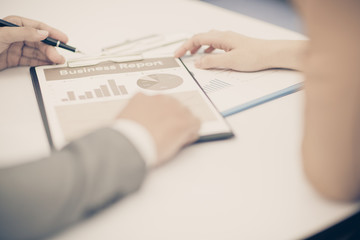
[175,30,305,71]
[118,93,201,165]
[0,15,68,71]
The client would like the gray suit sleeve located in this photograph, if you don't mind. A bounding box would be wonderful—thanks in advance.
[0,128,147,240]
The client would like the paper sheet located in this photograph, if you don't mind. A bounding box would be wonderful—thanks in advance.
[181,54,303,114]
[33,56,233,148]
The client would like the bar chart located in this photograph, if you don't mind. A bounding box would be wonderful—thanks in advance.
[201,79,232,94]
[61,79,128,102]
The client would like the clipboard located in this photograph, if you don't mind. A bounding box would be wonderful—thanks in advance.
[30,55,234,149]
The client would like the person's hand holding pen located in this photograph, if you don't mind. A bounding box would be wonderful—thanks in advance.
[0,15,68,71]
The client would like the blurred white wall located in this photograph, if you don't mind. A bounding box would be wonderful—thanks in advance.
[201,0,303,33]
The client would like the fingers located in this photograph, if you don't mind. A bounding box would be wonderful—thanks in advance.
[5,42,64,68]
[43,46,66,64]
[174,30,233,58]
[195,52,234,69]
[4,15,68,43]
[23,44,65,64]
[190,45,202,55]
[18,56,51,67]
[183,113,201,145]
[0,16,67,69]
[7,43,52,67]
[24,41,65,64]
[0,27,48,44]
[174,32,214,57]
[22,45,49,62]
[4,15,67,64]
[204,46,215,53]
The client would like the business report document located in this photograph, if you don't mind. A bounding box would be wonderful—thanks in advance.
[30,57,233,149]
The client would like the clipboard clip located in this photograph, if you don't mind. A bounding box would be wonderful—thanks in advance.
[100,33,188,56]
[66,54,143,67]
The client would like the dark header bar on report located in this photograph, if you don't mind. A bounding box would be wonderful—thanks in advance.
[44,57,180,81]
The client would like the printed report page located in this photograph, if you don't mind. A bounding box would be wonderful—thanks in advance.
[181,54,303,114]
[34,57,233,149]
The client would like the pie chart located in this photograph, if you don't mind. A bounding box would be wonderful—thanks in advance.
[137,73,183,90]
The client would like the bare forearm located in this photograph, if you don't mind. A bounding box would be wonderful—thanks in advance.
[300,0,360,201]
[303,67,360,201]
[261,40,307,71]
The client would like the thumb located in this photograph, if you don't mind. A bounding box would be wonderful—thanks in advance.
[195,53,233,69]
[0,27,48,44]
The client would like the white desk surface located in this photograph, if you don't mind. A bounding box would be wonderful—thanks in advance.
[1,0,359,239]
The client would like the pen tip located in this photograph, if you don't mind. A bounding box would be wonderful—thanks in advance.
[75,49,86,55]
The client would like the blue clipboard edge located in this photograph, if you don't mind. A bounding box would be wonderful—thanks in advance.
[221,82,304,118]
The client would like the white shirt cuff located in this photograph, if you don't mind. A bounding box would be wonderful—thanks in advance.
[111,119,157,168]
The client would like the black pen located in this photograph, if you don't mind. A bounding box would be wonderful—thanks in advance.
[0,19,82,53]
